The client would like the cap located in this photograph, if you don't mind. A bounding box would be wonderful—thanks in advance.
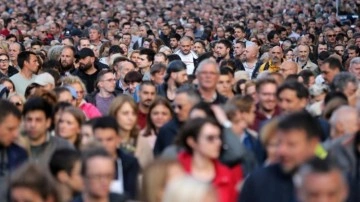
[65,86,78,99]
[76,48,95,59]
[71,29,82,37]
[33,73,55,86]
[164,60,187,81]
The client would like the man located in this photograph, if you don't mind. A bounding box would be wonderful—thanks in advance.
[132,24,149,50]
[317,43,328,54]
[49,149,83,202]
[325,29,336,46]
[88,24,102,48]
[74,147,127,202]
[267,30,280,45]
[169,33,181,52]
[242,44,261,79]
[215,39,232,61]
[279,61,298,79]
[10,51,39,96]
[334,44,345,57]
[138,48,155,81]
[153,52,168,65]
[49,22,62,41]
[0,18,17,37]
[294,158,348,202]
[92,116,139,199]
[319,57,342,84]
[121,22,131,34]
[154,87,200,155]
[9,42,22,69]
[196,59,227,104]
[277,81,309,114]
[0,100,28,202]
[257,46,284,73]
[113,57,135,94]
[85,70,117,115]
[150,63,166,85]
[217,67,234,99]
[188,17,203,39]
[157,60,188,102]
[175,36,198,75]
[349,57,360,80]
[234,40,246,62]
[122,33,132,52]
[78,37,91,50]
[332,72,358,106]
[0,53,18,78]
[23,97,73,164]
[159,23,172,47]
[347,45,359,60]
[296,44,318,74]
[32,72,56,91]
[137,81,156,129]
[233,25,248,45]
[73,48,104,93]
[240,111,322,202]
[60,46,77,75]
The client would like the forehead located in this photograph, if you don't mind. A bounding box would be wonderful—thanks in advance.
[86,156,114,171]
[200,63,217,71]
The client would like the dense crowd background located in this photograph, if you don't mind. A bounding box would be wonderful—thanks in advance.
[0,0,360,202]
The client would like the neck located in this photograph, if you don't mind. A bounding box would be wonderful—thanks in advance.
[20,68,33,79]
[83,193,108,202]
[67,135,77,146]
[85,66,97,75]
[140,67,150,74]
[98,90,113,98]
[271,60,281,66]
[120,129,131,143]
[198,88,216,101]
[259,106,275,117]
[247,58,257,64]
[11,60,17,67]
[0,69,7,75]
[167,80,177,91]
[59,184,73,202]
[139,104,149,114]
[192,152,214,169]
[29,133,47,146]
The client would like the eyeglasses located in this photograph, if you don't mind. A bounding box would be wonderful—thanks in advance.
[204,134,221,143]
[0,59,8,63]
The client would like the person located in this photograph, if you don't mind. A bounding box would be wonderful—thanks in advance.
[92,116,140,199]
[196,59,227,104]
[8,92,25,112]
[175,36,198,75]
[257,46,284,74]
[277,81,309,114]
[177,118,241,202]
[239,111,323,202]
[0,100,28,201]
[59,45,77,75]
[349,57,360,80]
[234,40,246,62]
[141,159,185,202]
[137,81,156,129]
[241,44,261,79]
[108,94,139,154]
[138,48,156,81]
[9,162,62,202]
[156,60,188,102]
[72,147,127,202]
[10,51,39,96]
[113,57,136,94]
[279,60,298,79]
[0,53,18,78]
[294,158,348,202]
[22,97,73,164]
[150,62,167,85]
[8,42,22,69]
[332,72,358,106]
[49,149,84,202]
[85,69,117,115]
[215,39,232,61]
[296,44,318,74]
[319,57,342,84]
[32,72,56,91]
[135,97,173,168]
[154,87,200,156]
[217,67,234,99]
[56,106,86,149]
[259,119,279,165]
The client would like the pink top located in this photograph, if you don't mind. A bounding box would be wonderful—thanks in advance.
[79,102,102,119]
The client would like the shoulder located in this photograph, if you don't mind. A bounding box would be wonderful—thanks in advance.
[118,149,139,164]
[50,136,75,149]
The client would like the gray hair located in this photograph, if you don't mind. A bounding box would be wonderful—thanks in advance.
[176,85,201,105]
[88,24,102,34]
[195,59,219,75]
[332,72,358,91]
[350,57,360,66]
[47,45,63,61]
[329,105,357,126]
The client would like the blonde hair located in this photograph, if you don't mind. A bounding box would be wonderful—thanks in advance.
[0,41,9,54]
[60,75,87,95]
[260,118,279,147]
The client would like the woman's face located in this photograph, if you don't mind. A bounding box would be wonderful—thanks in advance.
[81,124,94,146]
[150,104,172,130]
[3,80,14,93]
[71,83,84,105]
[192,123,222,159]
[57,112,80,141]
[285,50,295,61]
[143,41,150,49]
[116,102,137,132]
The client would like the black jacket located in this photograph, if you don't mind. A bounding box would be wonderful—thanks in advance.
[0,65,18,78]
[153,118,182,156]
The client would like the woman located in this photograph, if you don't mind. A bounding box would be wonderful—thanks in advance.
[259,119,279,166]
[61,75,102,119]
[176,118,241,202]
[135,97,173,168]
[109,94,139,154]
[0,77,15,94]
[56,106,86,149]
[284,49,295,61]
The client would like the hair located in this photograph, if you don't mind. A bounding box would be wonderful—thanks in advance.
[267,30,278,42]
[95,69,114,90]
[0,99,21,123]
[195,59,219,75]
[0,41,9,54]
[298,70,314,87]
[255,77,277,92]
[332,72,358,92]
[141,159,182,202]
[49,148,81,177]
[140,48,156,62]
[227,95,255,114]
[277,81,309,99]
[176,118,221,154]
[92,116,120,134]
[322,57,343,71]
[17,51,36,69]
[176,86,201,105]
[109,45,123,55]
[99,41,111,57]
[278,111,322,139]
[61,106,86,148]
[170,33,181,41]
[139,80,156,92]
[124,71,143,84]
[216,39,232,50]
[350,57,360,67]
[150,63,166,76]
[10,162,62,202]
[190,101,217,120]
[60,75,87,95]
[81,147,112,176]
[23,96,53,119]
[260,118,279,147]
[47,45,63,61]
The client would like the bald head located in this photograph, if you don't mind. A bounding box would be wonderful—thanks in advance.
[330,106,359,138]
[245,45,259,61]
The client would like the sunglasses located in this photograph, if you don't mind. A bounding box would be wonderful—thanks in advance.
[204,134,221,142]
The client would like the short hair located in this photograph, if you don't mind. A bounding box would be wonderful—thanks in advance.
[18,51,36,69]
[277,81,309,99]
[228,95,255,113]
[62,37,74,45]
[109,45,123,55]
[0,100,21,123]
[350,57,360,66]
[169,33,181,41]
[31,40,42,47]
[348,45,359,54]
[332,72,358,92]
[150,63,166,75]
[92,116,119,134]
[139,80,156,91]
[49,149,81,177]
[139,48,156,62]
[255,77,277,92]
[267,30,278,42]
[81,147,112,176]
[176,85,201,105]
[277,111,322,139]
[23,97,53,119]
[95,69,114,90]
[194,40,206,49]
[124,71,142,84]
[298,70,314,86]
[88,24,102,34]
[195,59,219,75]
[322,57,343,71]
[216,39,232,49]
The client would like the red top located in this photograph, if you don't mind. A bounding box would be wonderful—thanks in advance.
[137,109,147,129]
[178,152,242,202]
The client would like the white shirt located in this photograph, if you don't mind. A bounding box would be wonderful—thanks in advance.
[110,159,124,194]
[175,50,198,75]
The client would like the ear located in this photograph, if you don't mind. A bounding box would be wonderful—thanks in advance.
[56,170,69,183]
[186,137,196,150]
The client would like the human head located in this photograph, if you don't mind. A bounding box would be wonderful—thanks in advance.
[245,44,259,62]
[298,70,315,88]
[215,39,232,59]
[267,30,280,45]
[349,57,360,80]
[150,63,166,85]
[139,81,156,108]
[124,71,142,94]
[78,37,91,50]
[277,81,309,113]
[179,36,192,55]
[320,57,342,84]
[329,106,359,139]
[216,67,233,98]
[113,57,136,81]
[255,77,278,113]
[0,100,21,147]
[279,61,298,78]
[77,48,96,72]
[96,69,116,93]
[60,46,76,71]
[195,59,219,91]
[9,42,22,64]
[154,52,168,65]
[92,116,121,157]
[332,72,358,106]
[57,107,86,148]
[297,45,310,62]
[88,24,102,43]
[169,33,181,50]
[234,40,246,58]
[269,46,283,64]
[173,86,201,122]
[193,40,206,56]
[143,97,173,136]
[165,60,188,86]
[61,75,87,106]
[18,51,39,73]
[138,48,155,70]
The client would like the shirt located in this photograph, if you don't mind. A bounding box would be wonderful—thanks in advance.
[10,73,37,96]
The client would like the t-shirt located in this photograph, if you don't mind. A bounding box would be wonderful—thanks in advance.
[73,70,99,93]
[10,73,37,96]
[175,50,198,75]
[95,94,114,115]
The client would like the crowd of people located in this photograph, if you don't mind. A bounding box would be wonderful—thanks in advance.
[0,0,360,202]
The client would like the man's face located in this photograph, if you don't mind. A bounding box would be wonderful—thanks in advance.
[298,45,309,62]
[25,54,39,73]
[0,55,9,71]
[278,89,307,113]
[270,46,283,63]
[173,93,193,122]
[94,128,120,156]
[348,49,358,59]
[9,43,20,62]
[234,28,245,40]
[317,44,327,53]
[128,82,139,94]
[334,46,344,56]
[277,129,318,173]
[66,161,84,192]
[138,54,152,69]
[79,39,91,50]
[116,61,134,80]
[139,84,156,107]
[60,48,75,69]
[215,43,229,58]
[79,56,93,72]
[217,28,225,38]
[24,110,51,142]
[298,171,348,202]
[108,22,117,30]
[161,26,171,36]
[176,28,184,36]
[50,24,59,35]
[89,29,101,42]
[0,114,20,147]
[326,31,336,43]
[151,70,166,85]
[280,31,287,40]
[320,63,339,84]
[271,34,280,44]
[355,37,360,47]
[9,19,17,29]
[349,63,360,80]
[170,38,179,49]
[257,83,277,112]
[196,63,219,90]
[84,156,114,199]
[234,43,245,57]
[154,55,167,65]
[193,42,205,56]
[98,72,116,93]
[180,40,192,55]
[139,26,147,38]
[122,25,131,34]
[216,74,232,96]
[122,35,131,46]
[173,70,188,87]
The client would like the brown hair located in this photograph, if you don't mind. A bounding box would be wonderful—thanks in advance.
[61,106,86,149]
[255,77,277,92]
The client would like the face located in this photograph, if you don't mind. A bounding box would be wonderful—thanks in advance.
[24,110,51,142]
[71,83,85,105]
[298,171,348,202]
[348,49,357,59]
[0,114,20,147]
[122,35,131,46]
[8,43,20,61]
[216,74,232,96]
[278,89,307,113]
[173,93,193,122]
[151,70,166,85]
[0,54,9,71]
[257,83,277,112]
[170,38,179,49]
[298,45,309,62]
[154,55,167,65]
[271,34,280,44]
[193,42,205,55]
[180,40,192,55]
[116,102,137,132]
[138,54,152,69]
[277,129,317,173]
[161,26,171,36]
[116,61,134,80]
[11,187,46,202]
[215,43,229,58]
[60,48,75,69]
[127,82,139,94]
[139,85,156,107]
[320,63,339,84]
[89,29,101,42]
[130,53,140,64]
[150,104,172,129]
[234,28,245,40]
[190,123,222,159]
[326,31,336,43]
[285,51,295,61]
[84,157,114,199]
[79,56,94,71]
[98,72,116,93]
[173,70,188,86]
[349,63,360,80]
[234,43,245,57]
[317,44,327,53]
[270,46,283,63]
[196,63,219,90]
[334,46,344,56]
[57,112,80,141]
[58,91,76,106]
[94,128,120,156]
[122,25,131,34]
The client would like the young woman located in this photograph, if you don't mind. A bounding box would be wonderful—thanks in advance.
[56,106,86,149]
[135,97,173,168]
[0,77,15,94]
[109,94,139,154]
[176,118,241,202]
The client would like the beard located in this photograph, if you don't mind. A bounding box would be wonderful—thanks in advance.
[61,61,73,72]
[79,62,92,71]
